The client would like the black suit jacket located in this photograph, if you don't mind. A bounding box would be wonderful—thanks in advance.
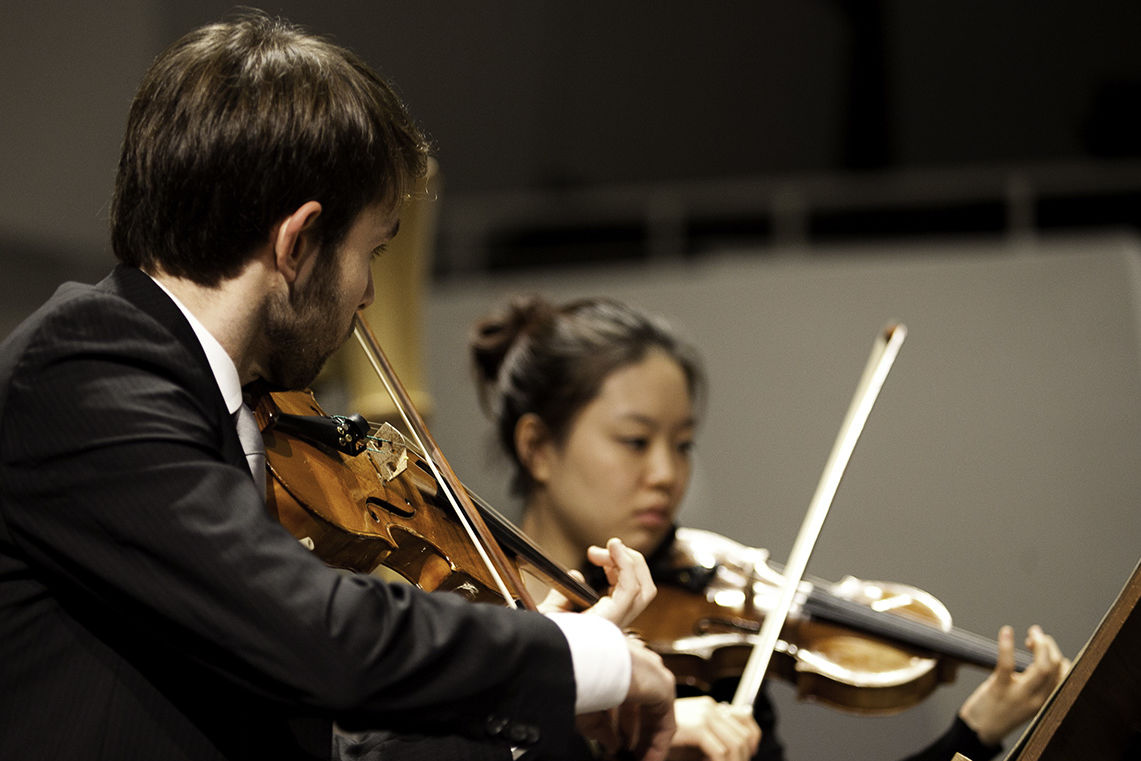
[0,266,576,760]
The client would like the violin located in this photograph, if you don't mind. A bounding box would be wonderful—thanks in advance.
[249,386,598,609]
[247,310,602,614]
[630,527,1034,715]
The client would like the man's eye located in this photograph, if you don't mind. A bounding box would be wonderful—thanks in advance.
[620,437,649,451]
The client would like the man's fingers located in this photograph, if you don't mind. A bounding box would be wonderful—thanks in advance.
[615,699,641,752]
[583,538,656,627]
[606,538,654,609]
[536,584,572,614]
[575,709,619,755]
[585,544,611,572]
[633,699,675,761]
[622,637,676,760]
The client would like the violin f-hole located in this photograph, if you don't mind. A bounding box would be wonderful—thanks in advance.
[366,494,415,519]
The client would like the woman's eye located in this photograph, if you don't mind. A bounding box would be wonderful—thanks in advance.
[370,244,388,261]
[677,440,695,456]
[620,437,649,451]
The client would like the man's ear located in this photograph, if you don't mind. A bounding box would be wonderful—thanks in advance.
[272,201,323,283]
[515,413,555,485]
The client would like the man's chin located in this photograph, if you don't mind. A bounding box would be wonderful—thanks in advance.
[259,311,348,392]
[262,354,330,392]
[339,320,356,348]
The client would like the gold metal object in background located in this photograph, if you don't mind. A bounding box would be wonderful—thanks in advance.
[316,158,440,426]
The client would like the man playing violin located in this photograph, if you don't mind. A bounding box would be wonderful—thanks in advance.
[0,12,675,761]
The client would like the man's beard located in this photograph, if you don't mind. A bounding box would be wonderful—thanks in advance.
[261,258,352,390]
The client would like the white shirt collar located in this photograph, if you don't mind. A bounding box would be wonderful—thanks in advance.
[148,275,244,416]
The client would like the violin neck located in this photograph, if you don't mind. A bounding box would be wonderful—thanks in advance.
[803,588,1033,671]
[461,487,600,608]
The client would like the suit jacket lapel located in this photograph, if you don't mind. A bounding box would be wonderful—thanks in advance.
[100,265,246,470]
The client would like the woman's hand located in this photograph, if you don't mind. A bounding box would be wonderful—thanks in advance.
[670,696,761,761]
[958,625,1070,746]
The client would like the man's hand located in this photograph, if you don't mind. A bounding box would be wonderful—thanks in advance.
[539,537,655,628]
[577,636,677,761]
[584,537,656,627]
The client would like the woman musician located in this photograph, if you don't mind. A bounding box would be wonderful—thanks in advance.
[468,295,1069,761]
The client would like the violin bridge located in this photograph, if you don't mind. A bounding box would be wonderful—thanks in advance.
[368,422,410,482]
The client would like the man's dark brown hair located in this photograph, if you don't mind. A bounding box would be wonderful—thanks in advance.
[111,11,429,286]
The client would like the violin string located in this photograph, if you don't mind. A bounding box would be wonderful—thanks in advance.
[362,423,523,537]
[804,586,1030,669]
[762,557,1027,668]
[361,423,598,605]
[351,320,520,609]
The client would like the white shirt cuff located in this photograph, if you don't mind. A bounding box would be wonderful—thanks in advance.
[546,612,631,714]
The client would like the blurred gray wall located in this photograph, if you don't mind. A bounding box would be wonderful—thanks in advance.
[1,2,161,333]
[423,234,1141,759]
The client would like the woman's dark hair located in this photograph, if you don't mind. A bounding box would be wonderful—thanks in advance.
[111,11,429,286]
[470,295,705,496]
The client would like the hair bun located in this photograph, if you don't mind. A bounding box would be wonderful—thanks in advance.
[469,295,554,407]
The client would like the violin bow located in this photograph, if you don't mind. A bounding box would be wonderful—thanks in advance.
[732,322,907,708]
[352,311,537,610]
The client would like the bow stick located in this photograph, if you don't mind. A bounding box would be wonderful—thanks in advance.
[352,311,536,610]
[732,322,907,707]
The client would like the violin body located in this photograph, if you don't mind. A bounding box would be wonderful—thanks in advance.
[256,389,507,603]
[634,528,973,715]
[252,388,598,610]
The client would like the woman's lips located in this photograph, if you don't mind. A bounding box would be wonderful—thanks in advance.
[632,508,670,528]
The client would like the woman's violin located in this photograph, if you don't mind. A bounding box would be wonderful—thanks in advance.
[625,321,1031,716]
[632,527,1033,715]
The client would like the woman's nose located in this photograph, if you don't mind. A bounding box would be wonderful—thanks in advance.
[645,441,679,488]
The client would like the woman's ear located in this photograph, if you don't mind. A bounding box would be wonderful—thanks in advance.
[272,201,323,283]
[515,413,554,485]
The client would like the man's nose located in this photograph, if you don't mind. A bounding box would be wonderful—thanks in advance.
[359,270,375,310]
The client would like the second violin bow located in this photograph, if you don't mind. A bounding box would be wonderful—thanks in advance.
[732,322,908,708]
